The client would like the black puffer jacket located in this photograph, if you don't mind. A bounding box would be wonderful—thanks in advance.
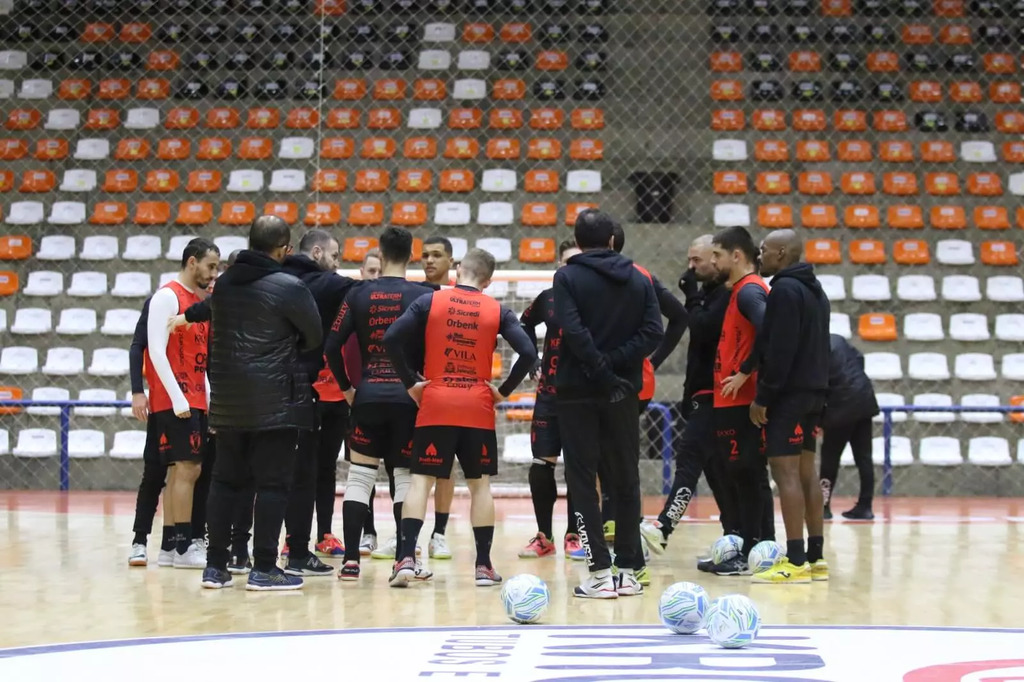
[281,254,357,379]
[208,250,322,431]
[823,334,879,428]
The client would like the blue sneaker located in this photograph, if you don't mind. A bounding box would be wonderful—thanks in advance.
[200,566,233,589]
[246,567,303,591]
[564,534,587,561]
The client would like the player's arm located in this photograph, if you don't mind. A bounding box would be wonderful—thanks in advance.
[552,270,618,387]
[129,297,151,396]
[604,274,665,372]
[648,275,688,370]
[519,294,542,347]
[183,298,211,324]
[383,293,432,389]
[324,294,356,391]
[754,283,803,408]
[737,284,767,375]
[282,280,323,353]
[497,307,540,397]
[147,288,190,416]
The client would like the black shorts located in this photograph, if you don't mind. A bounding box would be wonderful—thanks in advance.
[350,402,417,468]
[412,426,498,480]
[714,405,764,466]
[530,414,561,459]
[764,393,824,458]
[152,409,207,465]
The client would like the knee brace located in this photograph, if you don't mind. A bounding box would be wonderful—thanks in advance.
[392,467,412,505]
[344,463,377,506]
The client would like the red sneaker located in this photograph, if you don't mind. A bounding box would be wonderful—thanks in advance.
[518,532,556,558]
[316,534,345,557]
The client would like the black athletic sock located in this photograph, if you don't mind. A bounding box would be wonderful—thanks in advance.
[433,511,450,537]
[528,461,556,539]
[174,523,191,554]
[399,518,423,561]
[342,500,368,563]
[161,525,175,551]
[807,536,824,564]
[363,486,377,537]
[473,526,494,569]
[393,501,403,537]
[565,488,577,537]
[787,539,807,566]
[133,531,147,546]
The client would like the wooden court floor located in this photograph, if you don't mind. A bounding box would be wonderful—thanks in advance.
[1,492,1023,650]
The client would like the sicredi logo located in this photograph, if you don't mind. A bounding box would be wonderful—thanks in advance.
[1,626,1023,681]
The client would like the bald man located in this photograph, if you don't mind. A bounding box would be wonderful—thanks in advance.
[749,229,831,585]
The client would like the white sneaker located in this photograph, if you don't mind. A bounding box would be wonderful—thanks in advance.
[173,541,207,569]
[428,532,452,560]
[413,558,434,581]
[639,520,667,554]
[359,533,377,557]
[370,535,397,560]
[615,569,644,596]
[157,549,175,567]
[573,569,618,599]
[129,543,148,567]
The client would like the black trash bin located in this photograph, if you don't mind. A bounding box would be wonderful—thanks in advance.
[629,171,680,224]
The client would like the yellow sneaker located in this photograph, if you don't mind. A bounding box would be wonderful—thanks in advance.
[811,559,829,582]
[750,559,812,584]
[602,520,616,542]
[636,565,650,586]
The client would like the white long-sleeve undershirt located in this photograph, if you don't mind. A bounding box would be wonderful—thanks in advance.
[147,281,190,414]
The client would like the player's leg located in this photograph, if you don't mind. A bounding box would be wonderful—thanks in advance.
[520,415,559,558]
[604,396,644,596]
[283,421,333,576]
[702,420,740,538]
[190,431,215,544]
[390,425,447,587]
[843,417,875,520]
[163,413,205,568]
[800,413,826,580]
[714,406,763,575]
[314,400,347,555]
[129,418,168,566]
[429,474,454,560]
[461,429,500,586]
[228,479,255,574]
[818,423,850,520]
[597,456,616,542]
[339,419,381,574]
[201,430,248,588]
[247,428,303,590]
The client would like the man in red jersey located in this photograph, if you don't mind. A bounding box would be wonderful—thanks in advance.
[144,237,220,569]
[383,248,537,588]
[708,226,772,577]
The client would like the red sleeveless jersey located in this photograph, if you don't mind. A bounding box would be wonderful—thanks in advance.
[633,263,656,401]
[314,337,360,402]
[416,288,501,429]
[144,281,208,413]
[714,273,768,408]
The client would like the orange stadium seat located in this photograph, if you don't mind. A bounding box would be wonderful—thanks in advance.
[463,22,494,43]
[136,78,170,100]
[530,108,564,130]
[264,202,298,225]
[444,137,480,159]
[525,170,559,193]
[347,202,384,226]
[197,138,231,161]
[97,78,130,100]
[391,201,427,227]
[571,108,604,131]
[35,139,68,161]
[798,172,833,195]
[805,239,841,264]
[20,170,55,193]
[758,204,793,228]
[5,109,41,130]
[122,21,153,43]
[888,205,925,229]
[58,78,91,100]
[801,204,838,229]
[0,386,23,413]
[841,172,876,195]
[0,139,26,161]
[175,201,213,226]
[753,109,786,131]
[219,201,255,227]
[206,107,239,130]
[850,239,886,264]
[312,169,347,192]
[89,201,127,225]
[714,171,748,194]
[975,206,1010,230]
[404,137,438,159]
[792,109,826,131]
[930,205,967,230]
[845,205,880,229]
[360,137,396,159]
[837,140,872,162]
[711,80,743,101]
[823,0,852,14]
[413,78,446,101]
[491,353,503,380]
[880,140,913,162]
[494,79,527,100]
[326,108,359,129]
[487,138,521,160]
[569,139,601,161]
[866,51,899,73]
[0,169,12,191]
[186,170,221,193]
[396,169,432,192]
[903,24,934,45]
[566,203,597,226]
[501,22,532,43]
[935,0,965,16]
[910,80,943,103]
[374,78,407,101]
[981,241,1019,266]
[921,140,955,163]
[789,50,821,72]
[984,53,1016,75]
[82,22,115,42]
[490,108,524,130]
[536,50,569,71]
[883,172,919,195]
[115,138,150,161]
[797,140,830,162]
[1009,395,1024,423]
[238,137,271,160]
[102,170,137,192]
[449,108,483,130]
[0,273,18,296]
[711,109,744,131]
[440,170,474,193]
[522,202,557,227]
[286,108,319,129]
[925,172,960,195]
[147,50,178,71]
[343,237,379,263]
[504,392,535,422]
[859,314,897,341]
[355,169,390,193]
[134,201,170,226]
[950,81,983,103]
[835,110,868,132]
[0,236,31,260]
[893,239,931,265]
[367,108,401,130]
[756,172,791,194]
[754,140,789,162]
[333,79,366,100]
[711,51,742,72]
[519,238,556,263]
[997,111,1024,133]
[873,110,908,132]
[1017,208,1024,229]
[84,108,118,130]
[940,25,971,44]
[143,169,179,193]
[304,202,342,227]
[320,138,354,160]
[990,81,1021,103]
[157,138,190,161]
[967,172,1003,196]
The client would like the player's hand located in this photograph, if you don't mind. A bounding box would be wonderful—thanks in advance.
[131,393,149,422]
[749,402,768,427]
[173,399,191,419]
[678,268,699,299]
[167,314,188,332]
[489,383,504,404]
[609,377,632,403]
[720,372,749,399]
[407,380,429,406]
[342,388,356,405]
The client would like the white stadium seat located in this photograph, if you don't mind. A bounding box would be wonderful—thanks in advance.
[122,235,161,261]
[214,236,247,256]
[434,202,471,226]
[48,202,86,225]
[995,314,1024,341]
[27,387,68,416]
[19,78,52,99]
[0,430,8,456]
[423,22,456,42]
[502,433,532,464]
[475,238,512,264]
[566,170,602,193]
[478,202,514,226]
[69,430,105,459]
[897,275,936,301]
[13,429,57,458]
[457,50,491,70]
[961,141,996,162]
[818,275,845,301]
[110,431,147,460]
[954,353,996,381]
[88,348,129,377]
[75,389,118,417]
[101,309,141,336]
[124,108,160,129]
[908,352,950,381]
[873,393,907,423]
[42,347,83,376]
[851,274,891,301]
[44,109,80,131]
[0,347,38,374]
[872,436,913,466]
[911,393,955,423]
[481,169,517,192]
[516,281,547,300]
[10,308,52,334]
[111,272,152,298]
[829,313,851,339]
[713,139,748,161]
[6,201,44,225]
[0,309,5,332]
[0,80,12,99]
[1001,353,1024,380]
[483,281,509,298]
[949,313,990,341]
[268,169,305,192]
[0,51,28,70]
[919,437,963,466]
[903,313,943,341]
[713,203,750,227]
[987,276,1024,302]
[419,50,453,70]
[941,275,981,302]
[968,438,1012,466]
[960,394,1002,423]
[67,272,108,297]
[80,236,118,261]
[56,308,97,335]
[59,169,97,192]
[453,78,486,99]
[408,108,442,129]
[227,169,264,192]
[73,138,110,161]
[159,272,177,287]
[864,352,902,380]
[22,271,63,296]
[165,236,195,261]
[1010,172,1024,196]
[936,240,975,265]
[448,238,468,261]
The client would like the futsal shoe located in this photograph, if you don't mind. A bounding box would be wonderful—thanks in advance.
[373,536,423,560]
[200,567,233,589]
[413,559,434,581]
[227,555,252,575]
[247,567,304,591]
[519,533,556,558]
[639,520,667,554]
[129,543,148,567]
[173,542,207,569]
[285,554,334,577]
[429,533,452,560]
[338,561,360,581]
[475,565,503,586]
[615,570,643,596]
[842,505,874,520]
[710,556,749,576]
[157,548,175,567]
[315,534,345,557]
[750,559,812,584]
[359,533,377,556]
[602,520,616,542]
[389,557,417,587]
[823,506,833,521]
[696,556,714,573]
[564,534,586,561]
[635,566,651,587]
[811,559,829,581]
[573,569,617,599]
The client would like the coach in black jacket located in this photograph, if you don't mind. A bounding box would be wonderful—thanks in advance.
[554,209,663,599]
[202,216,322,591]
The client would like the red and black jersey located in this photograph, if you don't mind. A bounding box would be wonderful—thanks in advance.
[520,287,560,416]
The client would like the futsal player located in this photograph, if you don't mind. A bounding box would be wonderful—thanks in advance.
[517,239,586,560]
[749,230,831,584]
[323,227,434,581]
[144,238,220,569]
[707,226,771,576]
[384,248,537,588]
[639,235,740,555]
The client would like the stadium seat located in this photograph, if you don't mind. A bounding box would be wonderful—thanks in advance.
[830,313,851,339]
[41,347,82,376]
[968,437,1011,465]
[519,238,556,264]
[930,205,966,230]
[304,202,341,227]
[176,201,213,226]
[949,313,990,341]
[713,139,747,161]
[995,314,1024,341]
[883,173,918,196]
[88,348,129,377]
[143,169,179,194]
[13,429,57,458]
[919,437,962,466]
[967,172,1002,196]
[434,202,471,226]
[1012,396,1024,424]
[26,387,67,416]
[887,205,924,229]
[75,389,117,418]
[35,138,68,161]
[59,169,97,193]
[936,240,974,265]
[893,239,930,265]
[486,138,521,159]
[501,434,532,464]
[125,108,160,130]
[396,169,431,193]
[818,275,845,301]
[409,108,443,129]
[11,308,52,335]
[67,430,104,460]
[5,203,42,226]
[264,202,298,225]
[849,239,886,264]
[942,275,982,301]
[478,202,514,226]
[835,110,868,133]
[758,204,793,228]
[197,138,231,161]
[214,237,247,257]
[440,170,475,192]
[111,273,152,298]
[482,169,517,192]
[864,352,903,380]
[279,137,314,160]
[522,203,557,227]
[1003,354,1024,380]
[980,241,1018,266]
[755,140,789,162]
[908,352,950,380]
[404,137,438,159]
[859,313,897,341]
[904,313,944,341]
[961,396,1002,424]
[714,203,750,227]
[347,202,383,226]
[755,172,789,194]
[805,239,841,264]
[269,169,306,193]
[975,206,1009,230]
[391,202,427,227]
[36,236,74,261]
[566,170,602,193]
[525,170,560,193]
[45,109,80,131]
[448,238,469,262]
[24,271,62,297]
[342,237,378,263]
[56,308,97,335]
[874,394,907,423]
[453,78,486,99]
[798,171,832,195]
[961,141,996,163]
[845,205,879,228]
[1004,142,1024,163]
[841,172,876,195]
[110,431,146,460]
[851,274,891,301]
[444,138,479,159]
[476,238,512,264]
[360,137,396,160]
[227,170,264,193]
[955,353,996,381]
[871,436,913,466]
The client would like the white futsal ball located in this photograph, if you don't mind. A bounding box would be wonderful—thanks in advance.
[747,541,785,573]
[705,594,761,649]
[500,574,550,624]
[659,581,709,634]
[710,534,743,564]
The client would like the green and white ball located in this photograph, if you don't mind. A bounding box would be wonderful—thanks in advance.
[659,581,709,634]
[705,594,761,649]
[710,534,744,564]
[500,574,550,624]
[748,540,786,573]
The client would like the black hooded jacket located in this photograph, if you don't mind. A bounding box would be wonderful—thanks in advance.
[208,250,322,431]
[281,254,358,379]
[553,249,664,398]
[823,334,879,428]
[754,262,831,408]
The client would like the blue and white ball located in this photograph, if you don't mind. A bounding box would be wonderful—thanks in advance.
[747,541,785,573]
[705,594,761,649]
[710,534,744,564]
[659,581,709,634]
[500,574,550,624]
